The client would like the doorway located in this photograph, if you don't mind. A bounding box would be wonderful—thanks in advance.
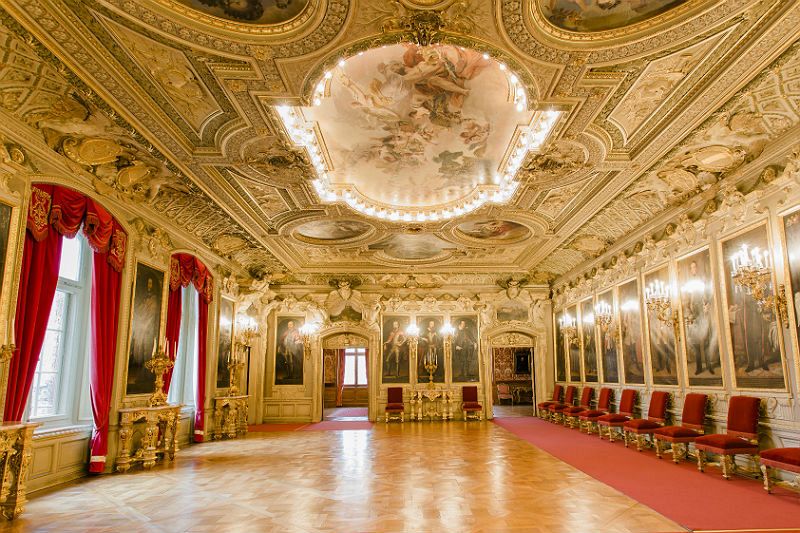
[491,345,537,418]
[323,342,369,421]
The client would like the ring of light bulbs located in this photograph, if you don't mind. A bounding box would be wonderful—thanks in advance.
[275,47,560,223]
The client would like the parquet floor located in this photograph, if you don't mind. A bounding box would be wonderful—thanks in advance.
[3,423,686,533]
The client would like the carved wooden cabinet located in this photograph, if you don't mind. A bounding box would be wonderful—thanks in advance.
[115,404,181,473]
[0,422,37,520]
[212,395,249,440]
[409,389,454,421]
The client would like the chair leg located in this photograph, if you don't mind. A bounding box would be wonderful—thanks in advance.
[697,450,706,473]
[721,454,733,479]
[609,427,617,443]
[654,438,663,459]
[400,412,405,423]
[622,429,629,447]
[761,464,772,493]
[671,443,682,463]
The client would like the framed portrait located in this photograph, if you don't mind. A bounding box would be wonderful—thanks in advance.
[275,316,305,385]
[514,347,532,375]
[125,262,166,396]
[596,290,619,383]
[721,224,785,389]
[677,248,723,387]
[382,315,410,384]
[782,210,800,391]
[216,297,235,389]
[566,305,581,382]
[496,299,529,323]
[618,279,645,384]
[0,201,11,291]
[579,299,598,382]
[416,315,445,383]
[451,315,480,382]
[554,309,567,382]
[644,266,679,386]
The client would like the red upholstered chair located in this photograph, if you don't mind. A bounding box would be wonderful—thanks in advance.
[548,385,577,424]
[537,384,563,418]
[622,391,670,451]
[462,386,483,421]
[579,387,613,434]
[563,387,594,429]
[696,396,761,479]
[760,448,800,493]
[597,389,637,442]
[497,384,514,406]
[653,393,708,463]
[385,387,405,423]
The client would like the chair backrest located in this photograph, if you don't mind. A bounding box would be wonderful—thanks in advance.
[563,385,577,405]
[578,387,594,408]
[681,393,708,429]
[618,389,636,416]
[727,396,761,439]
[463,386,478,402]
[497,383,511,395]
[387,387,403,404]
[646,391,670,422]
[597,388,612,411]
[551,384,563,401]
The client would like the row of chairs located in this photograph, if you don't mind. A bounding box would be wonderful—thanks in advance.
[537,384,800,493]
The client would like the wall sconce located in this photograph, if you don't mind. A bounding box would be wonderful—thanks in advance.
[439,322,455,348]
[299,322,320,359]
[558,313,578,346]
[644,279,680,338]
[236,315,258,346]
[731,243,789,325]
[405,323,420,354]
[594,302,613,332]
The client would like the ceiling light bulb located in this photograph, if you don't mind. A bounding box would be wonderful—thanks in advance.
[338,59,346,68]
[482,53,490,60]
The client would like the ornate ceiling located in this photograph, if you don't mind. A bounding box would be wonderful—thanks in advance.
[0,0,798,283]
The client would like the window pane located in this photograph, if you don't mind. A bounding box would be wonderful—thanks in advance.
[48,290,67,330]
[357,355,367,385]
[30,290,69,418]
[59,237,82,282]
[344,355,356,385]
[33,373,58,417]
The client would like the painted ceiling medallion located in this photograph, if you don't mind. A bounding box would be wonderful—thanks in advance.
[540,0,689,33]
[174,0,310,24]
[275,43,559,223]
[295,219,371,241]
[456,220,531,242]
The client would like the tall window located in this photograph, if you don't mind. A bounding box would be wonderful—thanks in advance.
[343,348,367,386]
[28,236,92,424]
[168,287,198,405]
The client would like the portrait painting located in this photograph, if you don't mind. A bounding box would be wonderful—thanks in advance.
[567,306,581,381]
[596,291,619,383]
[723,226,785,389]
[644,267,679,385]
[580,299,599,382]
[457,220,531,242]
[554,310,567,382]
[382,315,410,384]
[618,279,645,384]
[540,0,688,33]
[369,234,451,261]
[275,316,305,385]
[784,211,800,368]
[417,316,445,383]
[295,219,371,241]
[677,249,723,387]
[176,0,309,24]
[216,298,235,389]
[514,347,532,375]
[126,262,165,395]
[451,315,480,382]
[0,202,11,290]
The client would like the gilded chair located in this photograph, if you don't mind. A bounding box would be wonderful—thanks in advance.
[497,383,514,406]
[695,396,761,479]
[760,448,800,493]
[653,393,708,463]
[462,386,483,421]
[622,391,670,451]
[579,387,613,434]
[385,387,405,423]
[563,387,594,429]
[597,389,637,442]
[548,385,577,424]
[537,384,563,418]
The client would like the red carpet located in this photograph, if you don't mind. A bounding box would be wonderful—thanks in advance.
[248,423,309,432]
[301,421,373,431]
[494,417,800,531]
[326,407,368,418]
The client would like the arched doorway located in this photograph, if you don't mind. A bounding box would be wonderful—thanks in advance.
[321,332,370,421]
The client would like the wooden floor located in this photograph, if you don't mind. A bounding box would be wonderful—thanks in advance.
[5,423,685,533]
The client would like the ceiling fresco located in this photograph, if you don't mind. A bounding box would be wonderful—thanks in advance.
[0,0,796,283]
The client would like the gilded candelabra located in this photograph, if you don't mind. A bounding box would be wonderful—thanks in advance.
[731,244,789,325]
[229,315,258,396]
[299,322,320,360]
[145,344,174,407]
[559,313,578,346]
[594,302,613,332]
[644,280,680,340]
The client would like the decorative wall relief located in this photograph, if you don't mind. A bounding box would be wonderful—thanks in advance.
[126,262,166,395]
[274,316,305,385]
[596,289,619,383]
[722,225,785,389]
[579,298,598,383]
[618,279,645,384]
[677,248,723,387]
[416,315,445,383]
[451,315,479,383]
[381,315,410,384]
[644,267,678,386]
[324,279,364,322]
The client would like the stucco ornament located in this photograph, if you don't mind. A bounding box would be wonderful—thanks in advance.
[324,279,366,320]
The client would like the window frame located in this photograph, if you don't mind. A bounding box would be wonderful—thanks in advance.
[343,347,368,387]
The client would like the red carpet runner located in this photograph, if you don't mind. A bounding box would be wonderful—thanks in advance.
[493,417,800,531]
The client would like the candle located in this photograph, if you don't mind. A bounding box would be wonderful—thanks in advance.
[152,338,157,357]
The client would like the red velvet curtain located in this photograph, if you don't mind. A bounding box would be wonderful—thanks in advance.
[163,287,183,394]
[335,348,346,407]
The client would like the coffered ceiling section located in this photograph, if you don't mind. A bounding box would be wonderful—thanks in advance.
[2,0,798,278]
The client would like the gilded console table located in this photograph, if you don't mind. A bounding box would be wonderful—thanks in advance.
[212,395,249,440]
[409,389,454,421]
[0,422,37,520]
[116,404,181,473]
